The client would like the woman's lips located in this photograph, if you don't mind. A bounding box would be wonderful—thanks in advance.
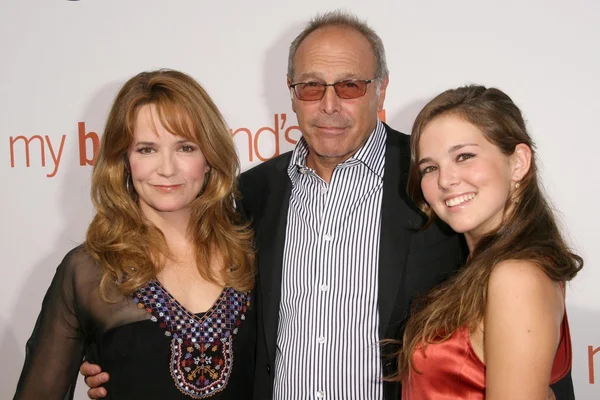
[153,184,183,193]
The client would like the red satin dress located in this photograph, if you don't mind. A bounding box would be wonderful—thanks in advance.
[401,314,572,399]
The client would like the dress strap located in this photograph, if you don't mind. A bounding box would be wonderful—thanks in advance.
[550,284,572,383]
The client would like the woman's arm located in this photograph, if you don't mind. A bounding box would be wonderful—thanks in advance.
[484,259,564,400]
[14,249,87,399]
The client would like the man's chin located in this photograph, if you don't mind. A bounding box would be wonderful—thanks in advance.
[310,147,355,163]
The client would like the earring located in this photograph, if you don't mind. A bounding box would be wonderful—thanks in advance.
[515,182,521,189]
[197,169,211,197]
[125,171,132,193]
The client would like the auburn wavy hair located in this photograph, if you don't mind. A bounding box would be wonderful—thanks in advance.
[396,85,582,379]
[86,69,255,301]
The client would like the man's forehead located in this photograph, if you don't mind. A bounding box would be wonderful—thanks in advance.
[292,27,376,80]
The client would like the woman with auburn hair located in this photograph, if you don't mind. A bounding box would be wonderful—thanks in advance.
[14,69,256,399]
[398,85,582,399]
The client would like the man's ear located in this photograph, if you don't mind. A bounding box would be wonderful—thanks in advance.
[376,75,389,112]
[287,75,296,113]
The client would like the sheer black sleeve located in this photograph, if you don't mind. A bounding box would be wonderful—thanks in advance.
[14,247,91,400]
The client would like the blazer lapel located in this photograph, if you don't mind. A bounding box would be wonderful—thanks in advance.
[378,125,419,340]
[256,155,293,362]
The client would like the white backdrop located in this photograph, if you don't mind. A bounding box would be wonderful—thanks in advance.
[1,0,598,398]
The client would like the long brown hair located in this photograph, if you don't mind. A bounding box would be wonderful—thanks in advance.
[397,85,582,378]
[86,69,255,301]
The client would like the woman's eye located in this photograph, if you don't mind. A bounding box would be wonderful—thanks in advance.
[136,147,154,154]
[420,165,436,175]
[180,145,196,152]
[456,153,475,162]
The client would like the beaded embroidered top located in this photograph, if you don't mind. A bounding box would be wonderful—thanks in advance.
[133,279,251,399]
[15,246,255,400]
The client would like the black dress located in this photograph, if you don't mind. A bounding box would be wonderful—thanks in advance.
[14,246,255,399]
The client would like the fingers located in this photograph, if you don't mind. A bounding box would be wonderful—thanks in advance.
[84,372,110,388]
[546,387,556,400]
[79,361,109,398]
[79,361,101,377]
[87,387,108,399]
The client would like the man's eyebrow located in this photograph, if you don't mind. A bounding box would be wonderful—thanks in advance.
[293,73,322,82]
[294,72,359,82]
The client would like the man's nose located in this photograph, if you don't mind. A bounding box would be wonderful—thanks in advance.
[320,85,342,115]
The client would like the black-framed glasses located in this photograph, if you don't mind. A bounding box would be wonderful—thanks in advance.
[289,79,376,101]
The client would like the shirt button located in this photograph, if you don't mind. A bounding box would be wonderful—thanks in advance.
[317,336,326,344]
[321,186,328,194]
[316,391,325,398]
[320,284,329,292]
[324,234,333,241]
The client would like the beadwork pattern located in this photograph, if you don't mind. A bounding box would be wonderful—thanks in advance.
[133,279,250,398]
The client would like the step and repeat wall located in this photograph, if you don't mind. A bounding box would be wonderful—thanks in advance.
[1,0,598,398]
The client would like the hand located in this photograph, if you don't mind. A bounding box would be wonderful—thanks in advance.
[79,361,109,399]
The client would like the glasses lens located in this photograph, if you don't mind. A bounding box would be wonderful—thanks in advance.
[335,80,368,99]
[296,82,325,101]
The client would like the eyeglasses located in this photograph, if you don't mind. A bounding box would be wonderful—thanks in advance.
[289,79,376,101]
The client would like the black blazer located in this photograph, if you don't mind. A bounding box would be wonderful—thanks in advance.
[238,123,574,400]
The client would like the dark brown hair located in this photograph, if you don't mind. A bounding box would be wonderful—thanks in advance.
[397,85,582,378]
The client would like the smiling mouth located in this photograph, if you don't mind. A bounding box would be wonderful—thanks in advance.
[445,193,476,207]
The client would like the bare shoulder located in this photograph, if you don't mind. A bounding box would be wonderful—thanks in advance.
[487,259,563,319]
[489,259,561,293]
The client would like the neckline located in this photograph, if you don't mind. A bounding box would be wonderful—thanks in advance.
[150,278,228,324]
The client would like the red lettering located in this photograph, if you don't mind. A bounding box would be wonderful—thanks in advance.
[254,114,280,162]
[285,125,301,146]
[589,345,600,384]
[231,127,253,162]
[9,135,45,167]
[45,135,66,178]
[78,122,99,166]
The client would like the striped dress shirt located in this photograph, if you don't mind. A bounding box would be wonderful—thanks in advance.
[273,120,387,400]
